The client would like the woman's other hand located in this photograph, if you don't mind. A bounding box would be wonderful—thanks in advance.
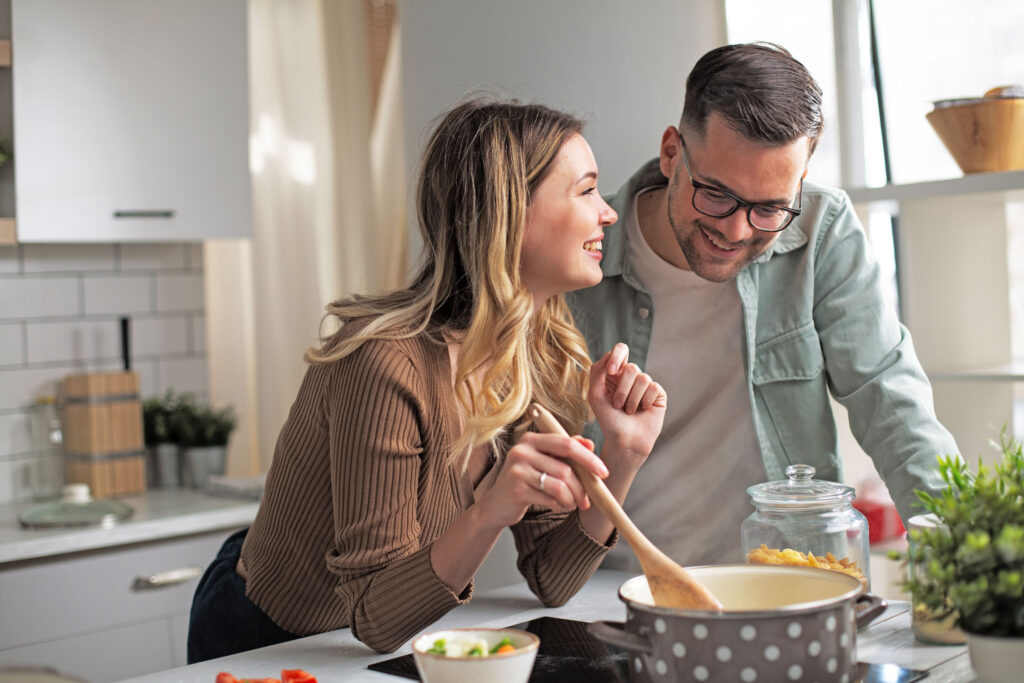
[589,343,666,467]
[475,432,608,528]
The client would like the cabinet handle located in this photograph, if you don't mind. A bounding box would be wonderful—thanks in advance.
[113,210,175,218]
[131,565,203,590]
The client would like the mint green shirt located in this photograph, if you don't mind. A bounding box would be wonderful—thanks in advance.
[567,159,955,524]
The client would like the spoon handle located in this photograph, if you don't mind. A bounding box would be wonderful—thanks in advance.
[528,403,656,553]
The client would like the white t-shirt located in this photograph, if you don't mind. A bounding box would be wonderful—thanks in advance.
[602,189,765,572]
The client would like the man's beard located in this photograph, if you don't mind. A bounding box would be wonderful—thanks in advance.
[666,182,774,284]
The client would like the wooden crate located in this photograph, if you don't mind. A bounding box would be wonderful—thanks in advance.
[60,371,146,498]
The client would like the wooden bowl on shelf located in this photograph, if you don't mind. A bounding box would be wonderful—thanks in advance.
[929,98,1024,174]
[926,98,1024,174]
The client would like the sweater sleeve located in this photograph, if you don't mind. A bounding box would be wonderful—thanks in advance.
[323,340,470,653]
[510,505,616,607]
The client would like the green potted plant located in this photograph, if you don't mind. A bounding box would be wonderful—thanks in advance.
[901,431,1024,682]
[169,393,237,490]
[142,390,182,488]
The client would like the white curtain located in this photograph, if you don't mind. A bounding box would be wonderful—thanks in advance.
[205,0,407,474]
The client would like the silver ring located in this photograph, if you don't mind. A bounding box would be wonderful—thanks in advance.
[538,472,548,492]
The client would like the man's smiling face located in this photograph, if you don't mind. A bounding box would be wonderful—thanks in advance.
[661,113,809,283]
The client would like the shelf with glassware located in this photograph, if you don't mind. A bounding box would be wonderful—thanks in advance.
[847,170,1024,456]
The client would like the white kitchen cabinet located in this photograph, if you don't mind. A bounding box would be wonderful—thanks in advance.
[0,528,239,682]
[848,169,1024,458]
[10,0,251,242]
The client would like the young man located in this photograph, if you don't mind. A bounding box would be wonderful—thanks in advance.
[569,43,957,569]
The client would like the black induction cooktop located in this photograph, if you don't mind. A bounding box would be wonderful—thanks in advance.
[367,616,929,683]
[367,616,629,682]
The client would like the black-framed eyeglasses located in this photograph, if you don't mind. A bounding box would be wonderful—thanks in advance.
[678,132,802,233]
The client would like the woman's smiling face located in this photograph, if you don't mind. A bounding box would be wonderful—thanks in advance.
[519,133,618,307]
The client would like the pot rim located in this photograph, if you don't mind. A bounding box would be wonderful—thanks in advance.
[618,564,865,618]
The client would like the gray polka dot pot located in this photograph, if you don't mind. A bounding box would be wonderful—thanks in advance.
[589,565,886,683]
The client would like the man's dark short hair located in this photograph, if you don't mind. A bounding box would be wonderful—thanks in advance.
[682,42,824,154]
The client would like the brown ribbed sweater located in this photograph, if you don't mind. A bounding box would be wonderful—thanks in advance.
[240,329,613,653]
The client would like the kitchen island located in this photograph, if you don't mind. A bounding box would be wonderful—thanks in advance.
[118,570,975,683]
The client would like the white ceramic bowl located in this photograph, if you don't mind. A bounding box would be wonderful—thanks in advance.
[411,627,539,683]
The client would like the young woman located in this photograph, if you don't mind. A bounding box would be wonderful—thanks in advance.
[187,99,666,659]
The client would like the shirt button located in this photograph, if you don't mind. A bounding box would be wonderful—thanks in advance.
[638,308,650,319]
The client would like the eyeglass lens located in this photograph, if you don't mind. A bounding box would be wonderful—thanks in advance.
[693,189,793,231]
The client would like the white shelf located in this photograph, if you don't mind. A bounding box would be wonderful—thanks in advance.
[848,169,1024,206]
[928,361,1024,382]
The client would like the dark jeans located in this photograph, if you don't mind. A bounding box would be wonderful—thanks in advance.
[187,528,299,663]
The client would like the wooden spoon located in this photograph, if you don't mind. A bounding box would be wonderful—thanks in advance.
[528,402,723,612]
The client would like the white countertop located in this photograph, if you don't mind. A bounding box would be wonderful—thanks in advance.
[115,570,974,683]
[0,489,259,565]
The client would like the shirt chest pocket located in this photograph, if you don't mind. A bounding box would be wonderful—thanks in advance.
[753,323,824,384]
[751,323,837,478]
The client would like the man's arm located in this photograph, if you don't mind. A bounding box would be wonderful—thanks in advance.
[811,193,957,522]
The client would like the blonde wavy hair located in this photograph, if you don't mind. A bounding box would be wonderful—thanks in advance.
[305,99,593,470]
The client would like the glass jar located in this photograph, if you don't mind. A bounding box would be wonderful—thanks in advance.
[907,513,967,644]
[742,464,871,590]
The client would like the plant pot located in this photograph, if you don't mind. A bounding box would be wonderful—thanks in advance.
[967,632,1024,683]
[146,443,181,488]
[182,445,226,490]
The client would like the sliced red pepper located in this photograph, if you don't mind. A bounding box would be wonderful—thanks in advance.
[282,670,317,683]
[215,674,238,683]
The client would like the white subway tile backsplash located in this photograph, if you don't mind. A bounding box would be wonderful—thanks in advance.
[83,275,153,316]
[0,365,79,411]
[25,319,122,365]
[134,358,161,399]
[0,246,18,274]
[23,244,117,273]
[0,323,23,366]
[120,244,189,271]
[159,357,208,397]
[0,412,32,459]
[0,277,80,320]
[192,315,206,353]
[156,273,204,312]
[133,316,189,356]
[0,242,208,503]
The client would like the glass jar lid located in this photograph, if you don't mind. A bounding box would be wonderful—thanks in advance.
[747,464,855,510]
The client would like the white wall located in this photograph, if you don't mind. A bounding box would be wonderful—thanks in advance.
[397,0,726,591]
[399,0,727,270]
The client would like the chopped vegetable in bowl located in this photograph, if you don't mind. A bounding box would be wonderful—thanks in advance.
[412,628,539,683]
[426,635,517,657]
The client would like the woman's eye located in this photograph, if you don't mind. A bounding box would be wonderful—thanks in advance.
[581,186,596,195]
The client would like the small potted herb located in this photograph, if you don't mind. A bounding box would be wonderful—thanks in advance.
[142,390,182,488]
[900,431,1024,681]
[170,393,237,490]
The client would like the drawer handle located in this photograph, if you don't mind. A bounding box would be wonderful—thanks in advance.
[131,565,203,590]
[113,210,175,218]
